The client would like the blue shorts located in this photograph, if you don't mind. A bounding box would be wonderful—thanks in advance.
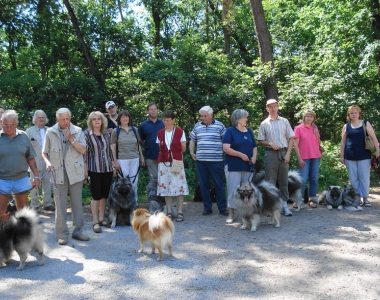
[0,177,32,195]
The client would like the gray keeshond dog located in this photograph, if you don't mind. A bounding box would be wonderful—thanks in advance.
[0,207,45,270]
[317,186,343,209]
[107,176,136,228]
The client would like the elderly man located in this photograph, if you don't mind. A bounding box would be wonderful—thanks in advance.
[26,110,54,212]
[105,100,118,129]
[189,106,228,216]
[138,103,164,180]
[258,99,295,216]
[42,108,89,245]
[0,110,40,221]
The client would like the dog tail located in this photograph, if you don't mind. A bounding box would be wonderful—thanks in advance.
[149,212,175,245]
[14,207,39,225]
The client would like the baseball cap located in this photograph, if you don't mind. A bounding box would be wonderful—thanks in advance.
[266,99,278,106]
[105,101,116,109]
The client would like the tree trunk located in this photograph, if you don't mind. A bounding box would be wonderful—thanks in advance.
[371,0,380,78]
[222,0,233,55]
[249,0,278,100]
[63,0,104,87]
[117,0,124,21]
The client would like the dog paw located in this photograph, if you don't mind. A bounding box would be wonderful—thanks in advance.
[274,224,280,228]
[250,227,257,232]
[138,249,144,253]
[16,265,25,271]
[111,223,116,229]
[240,225,246,230]
[157,257,162,261]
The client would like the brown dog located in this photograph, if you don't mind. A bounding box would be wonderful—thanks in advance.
[132,208,175,261]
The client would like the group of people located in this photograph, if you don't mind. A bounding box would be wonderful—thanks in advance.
[0,100,379,245]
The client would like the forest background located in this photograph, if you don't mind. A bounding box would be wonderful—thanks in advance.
[0,0,379,201]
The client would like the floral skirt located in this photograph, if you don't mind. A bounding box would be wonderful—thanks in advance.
[157,162,189,196]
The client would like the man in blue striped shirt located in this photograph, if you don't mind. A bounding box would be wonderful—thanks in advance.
[258,99,295,216]
[189,106,228,216]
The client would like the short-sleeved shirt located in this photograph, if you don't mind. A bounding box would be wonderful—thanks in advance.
[258,115,294,148]
[0,129,37,180]
[84,129,114,173]
[189,119,226,161]
[138,118,164,159]
[111,127,140,160]
[223,127,257,172]
[344,121,371,161]
[294,123,321,159]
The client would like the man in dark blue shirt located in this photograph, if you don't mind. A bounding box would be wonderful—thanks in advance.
[105,100,118,130]
[138,103,164,180]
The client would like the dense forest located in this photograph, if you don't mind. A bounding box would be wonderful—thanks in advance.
[1,0,379,192]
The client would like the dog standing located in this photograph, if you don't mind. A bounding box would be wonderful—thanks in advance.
[132,208,175,261]
[317,186,343,210]
[0,207,45,270]
[107,177,136,228]
[235,181,282,231]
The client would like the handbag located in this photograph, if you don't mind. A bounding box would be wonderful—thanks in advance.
[170,151,183,174]
[363,120,375,151]
[371,154,379,169]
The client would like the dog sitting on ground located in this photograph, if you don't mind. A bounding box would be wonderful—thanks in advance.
[342,184,362,211]
[0,207,45,271]
[252,170,303,210]
[235,181,282,232]
[317,186,344,210]
[132,208,175,261]
[146,179,178,217]
[107,176,136,228]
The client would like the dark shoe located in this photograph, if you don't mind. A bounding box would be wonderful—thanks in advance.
[58,238,68,245]
[219,210,229,216]
[99,220,111,228]
[44,205,55,211]
[202,210,212,216]
[93,223,102,233]
[166,213,173,220]
[176,213,184,222]
[72,233,90,241]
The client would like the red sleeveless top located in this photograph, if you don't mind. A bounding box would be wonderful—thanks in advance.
[157,127,184,163]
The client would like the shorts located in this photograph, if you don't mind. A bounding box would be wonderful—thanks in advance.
[88,171,113,200]
[0,176,32,195]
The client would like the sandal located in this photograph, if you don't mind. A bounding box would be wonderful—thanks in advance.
[176,213,184,222]
[166,213,172,220]
[292,203,298,209]
[308,200,317,208]
[93,223,102,233]
[99,220,111,228]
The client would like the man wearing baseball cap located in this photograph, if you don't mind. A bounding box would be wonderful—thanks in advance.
[105,100,118,129]
[258,99,295,216]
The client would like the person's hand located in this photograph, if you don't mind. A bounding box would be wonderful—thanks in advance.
[251,157,257,164]
[284,153,290,163]
[240,153,250,162]
[140,158,145,167]
[62,128,72,141]
[298,159,305,168]
[190,153,197,161]
[33,177,41,188]
[112,160,120,170]
[269,142,280,150]
[340,157,345,164]
[46,161,52,171]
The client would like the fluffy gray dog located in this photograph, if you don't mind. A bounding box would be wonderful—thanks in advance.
[146,179,178,217]
[317,186,343,210]
[342,184,362,211]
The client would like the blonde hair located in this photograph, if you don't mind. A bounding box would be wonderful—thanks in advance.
[346,105,362,121]
[87,111,108,133]
[302,109,316,124]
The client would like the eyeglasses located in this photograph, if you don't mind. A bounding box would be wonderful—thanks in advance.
[3,124,16,128]
[92,118,102,121]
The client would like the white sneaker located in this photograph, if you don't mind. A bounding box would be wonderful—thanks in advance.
[337,205,343,210]
[282,206,293,216]
[327,205,333,210]
[344,205,357,211]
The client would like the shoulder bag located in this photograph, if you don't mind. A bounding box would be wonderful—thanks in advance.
[363,120,375,151]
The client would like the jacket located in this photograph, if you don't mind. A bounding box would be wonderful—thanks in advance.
[43,123,85,185]
[26,125,49,172]
[157,127,184,163]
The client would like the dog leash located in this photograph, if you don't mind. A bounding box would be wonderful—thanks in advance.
[248,159,256,184]
[116,167,140,184]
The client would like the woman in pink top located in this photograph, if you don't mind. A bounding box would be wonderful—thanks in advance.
[294,110,322,208]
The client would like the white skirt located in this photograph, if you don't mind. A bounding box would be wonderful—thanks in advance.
[157,162,189,196]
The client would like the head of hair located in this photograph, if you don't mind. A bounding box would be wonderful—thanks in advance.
[32,110,49,125]
[56,108,71,118]
[162,110,175,119]
[346,105,362,121]
[231,109,248,126]
[87,111,108,133]
[2,109,19,123]
[147,103,158,110]
[302,109,316,124]
[116,110,132,126]
[199,105,213,116]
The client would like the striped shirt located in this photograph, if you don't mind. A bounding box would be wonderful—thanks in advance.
[189,119,226,161]
[84,129,114,173]
[258,116,294,148]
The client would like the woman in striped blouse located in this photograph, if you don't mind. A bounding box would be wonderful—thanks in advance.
[84,111,114,233]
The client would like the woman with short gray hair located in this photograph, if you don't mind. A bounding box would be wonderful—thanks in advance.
[223,109,257,223]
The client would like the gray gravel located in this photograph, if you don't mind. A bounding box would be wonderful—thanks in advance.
[1,194,380,300]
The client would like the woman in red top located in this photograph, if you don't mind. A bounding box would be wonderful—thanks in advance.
[293,110,322,208]
[157,110,189,222]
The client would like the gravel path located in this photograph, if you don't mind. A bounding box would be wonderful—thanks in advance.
[1,194,380,300]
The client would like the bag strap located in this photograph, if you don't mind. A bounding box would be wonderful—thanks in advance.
[363,120,369,137]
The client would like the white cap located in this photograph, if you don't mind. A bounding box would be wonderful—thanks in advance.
[266,99,278,106]
[105,101,116,109]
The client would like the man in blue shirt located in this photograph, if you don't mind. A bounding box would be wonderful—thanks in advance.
[138,103,164,180]
[189,106,228,216]
[105,100,118,130]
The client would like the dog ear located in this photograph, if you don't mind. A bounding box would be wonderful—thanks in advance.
[328,186,332,191]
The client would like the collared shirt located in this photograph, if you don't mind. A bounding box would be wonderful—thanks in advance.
[258,115,294,148]
[189,119,226,161]
[138,118,164,159]
[84,129,114,173]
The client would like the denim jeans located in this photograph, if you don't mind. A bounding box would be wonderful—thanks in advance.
[196,161,227,212]
[298,158,320,198]
[345,159,371,197]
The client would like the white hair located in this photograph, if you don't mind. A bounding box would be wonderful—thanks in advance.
[199,106,213,115]
[56,108,71,118]
[32,110,49,125]
[2,109,18,123]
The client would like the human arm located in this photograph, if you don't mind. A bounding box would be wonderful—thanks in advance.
[62,128,86,154]
[293,138,305,168]
[110,143,120,170]
[181,141,186,153]
[340,124,347,164]
[284,137,294,163]
[366,121,380,158]
[189,139,197,160]
[251,147,257,164]
[258,140,280,150]
[28,158,40,188]
[223,144,250,162]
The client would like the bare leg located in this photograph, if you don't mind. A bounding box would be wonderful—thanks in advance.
[0,194,11,221]
[14,192,28,210]
[165,196,173,214]
[176,195,184,214]
[91,199,100,224]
